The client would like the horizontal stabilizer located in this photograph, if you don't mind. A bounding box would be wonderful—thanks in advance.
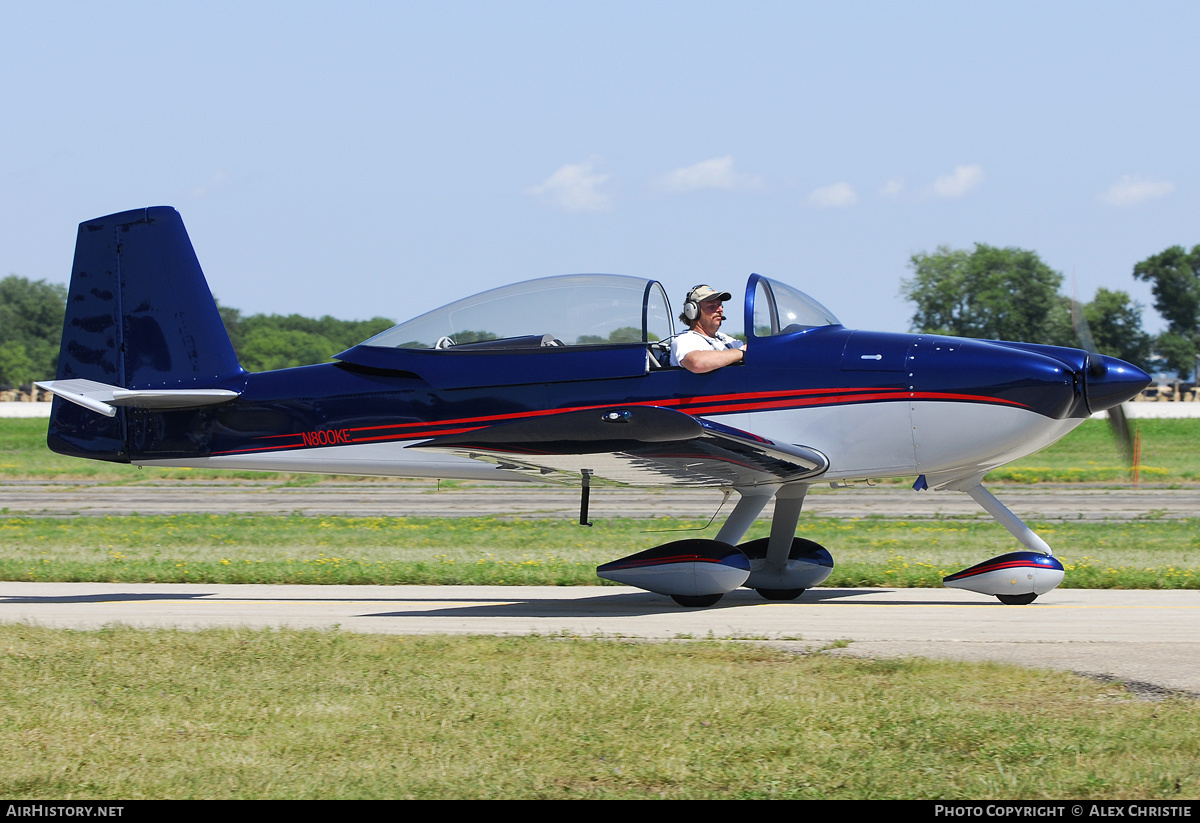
[37,379,239,418]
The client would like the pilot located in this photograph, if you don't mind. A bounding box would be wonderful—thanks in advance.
[670,285,746,373]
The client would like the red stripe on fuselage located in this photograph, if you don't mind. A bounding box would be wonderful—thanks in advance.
[210,388,1028,456]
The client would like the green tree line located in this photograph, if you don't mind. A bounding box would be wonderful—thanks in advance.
[0,274,394,390]
[0,276,66,391]
[902,243,1200,377]
[216,305,393,373]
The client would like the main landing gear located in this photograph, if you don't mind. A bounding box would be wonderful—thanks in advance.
[600,476,1069,608]
[596,483,834,607]
[661,533,835,607]
[738,536,832,601]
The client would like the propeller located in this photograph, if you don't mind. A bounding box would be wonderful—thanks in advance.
[1070,287,1137,467]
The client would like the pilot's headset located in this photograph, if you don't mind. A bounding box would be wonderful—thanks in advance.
[683,285,707,323]
[683,285,728,323]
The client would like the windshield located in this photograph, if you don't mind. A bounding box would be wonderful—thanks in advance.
[360,274,675,350]
[749,274,840,337]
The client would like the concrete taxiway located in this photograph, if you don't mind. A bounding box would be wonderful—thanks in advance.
[4,479,1199,520]
[2,582,1197,696]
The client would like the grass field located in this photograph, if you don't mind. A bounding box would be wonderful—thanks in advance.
[987,417,1200,484]
[1,513,1197,589]
[1,626,1197,800]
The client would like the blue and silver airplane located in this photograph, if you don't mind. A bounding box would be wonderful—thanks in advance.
[37,207,1150,607]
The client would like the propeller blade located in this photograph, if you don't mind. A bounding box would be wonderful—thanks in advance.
[1071,276,1136,469]
[1070,293,1097,354]
[1107,402,1135,466]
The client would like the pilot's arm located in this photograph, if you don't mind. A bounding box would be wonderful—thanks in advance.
[671,331,746,373]
[679,347,745,374]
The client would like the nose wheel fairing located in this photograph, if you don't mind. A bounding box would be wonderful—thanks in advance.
[943,551,1066,601]
[936,479,1066,604]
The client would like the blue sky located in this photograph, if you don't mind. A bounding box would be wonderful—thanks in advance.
[2,1,1196,338]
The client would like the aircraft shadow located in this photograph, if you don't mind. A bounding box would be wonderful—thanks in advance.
[0,587,1000,616]
[358,587,993,619]
[0,592,217,604]
[800,588,999,607]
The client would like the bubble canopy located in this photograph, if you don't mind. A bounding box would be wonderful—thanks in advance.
[359,274,676,350]
[356,273,840,354]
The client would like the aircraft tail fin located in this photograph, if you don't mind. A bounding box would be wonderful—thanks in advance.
[44,207,245,461]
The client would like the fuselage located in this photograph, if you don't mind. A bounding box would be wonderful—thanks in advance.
[49,324,1143,490]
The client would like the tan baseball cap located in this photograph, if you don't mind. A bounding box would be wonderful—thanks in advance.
[687,285,732,303]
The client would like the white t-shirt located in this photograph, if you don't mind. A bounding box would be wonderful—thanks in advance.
[669,328,745,368]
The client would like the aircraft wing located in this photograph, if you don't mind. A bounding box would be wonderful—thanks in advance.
[409,405,829,487]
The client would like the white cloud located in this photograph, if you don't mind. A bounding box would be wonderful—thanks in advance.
[525,159,612,212]
[879,178,905,198]
[932,164,984,198]
[190,170,228,198]
[654,155,763,193]
[808,182,858,208]
[1098,175,1174,206]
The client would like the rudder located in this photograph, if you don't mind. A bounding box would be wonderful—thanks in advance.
[47,207,244,460]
